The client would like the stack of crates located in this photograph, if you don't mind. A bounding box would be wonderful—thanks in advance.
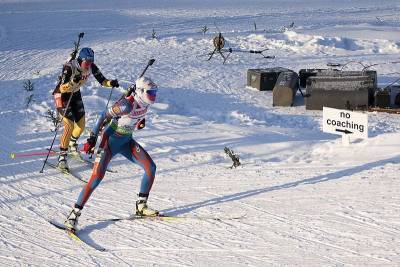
[247,67,291,91]
[299,69,377,110]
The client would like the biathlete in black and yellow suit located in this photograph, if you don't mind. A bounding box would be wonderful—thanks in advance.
[53,47,119,171]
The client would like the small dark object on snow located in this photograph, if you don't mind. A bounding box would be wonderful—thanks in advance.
[224,147,241,168]
[44,109,61,128]
[151,29,157,39]
[25,94,34,108]
[201,25,209,35]
[23,79,34,92]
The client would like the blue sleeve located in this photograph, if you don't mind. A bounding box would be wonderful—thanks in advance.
[91,98,133,136]
[92,110,108,136]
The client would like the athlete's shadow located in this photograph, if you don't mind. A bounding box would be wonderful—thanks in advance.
[78,220,112,251]
[161,154,400,216]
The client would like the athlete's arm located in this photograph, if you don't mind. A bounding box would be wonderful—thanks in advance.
[91,98,133,136]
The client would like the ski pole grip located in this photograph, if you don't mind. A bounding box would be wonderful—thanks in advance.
[139,59,155,78]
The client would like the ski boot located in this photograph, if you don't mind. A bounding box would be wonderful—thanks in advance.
[136,198,159,217]
[69,136,83,161]
[64,206,81,232]
[57,150,69,172]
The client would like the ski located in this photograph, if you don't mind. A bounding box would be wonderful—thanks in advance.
[49,220,106,252]
[99,213,246,222]
[101,214,183,222]
[45,162,87,184]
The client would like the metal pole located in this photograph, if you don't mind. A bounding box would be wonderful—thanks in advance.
[39,93,73,173]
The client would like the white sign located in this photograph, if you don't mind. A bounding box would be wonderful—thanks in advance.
[323,107,368,139]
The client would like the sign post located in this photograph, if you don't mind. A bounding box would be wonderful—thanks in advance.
[322,107,368,145]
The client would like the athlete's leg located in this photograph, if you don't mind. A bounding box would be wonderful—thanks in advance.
[69,92,85,154]
[71,91,85,140]
[74,130,125,209]
[71,117,85,140]
[120,139,158,215]
[59,92,77,151]
[69,116,85,157]
[58,116,74,169]
[120,139,156,197]
[59,117,74,151]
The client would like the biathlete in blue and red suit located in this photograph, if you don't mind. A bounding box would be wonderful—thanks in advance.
[64,77,159,231]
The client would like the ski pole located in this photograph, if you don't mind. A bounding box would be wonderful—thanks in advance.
[139,59,156,78]
[39,93,73,173]
[89,86,114,159]
[105,87,114,108]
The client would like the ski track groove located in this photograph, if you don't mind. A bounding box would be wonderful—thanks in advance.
[0,224,81,264]
[200,189,394,264]
[111,217,267,266]
[334,212,400,237]
[197,190,340,263]
[296,184,400,239]
[184,186,335,263]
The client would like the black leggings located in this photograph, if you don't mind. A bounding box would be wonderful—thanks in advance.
[60,91,85,122]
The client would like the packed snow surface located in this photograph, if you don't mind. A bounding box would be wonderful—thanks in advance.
[0,0,400,266]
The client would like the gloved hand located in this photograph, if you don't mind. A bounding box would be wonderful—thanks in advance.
[135,118,145,130]
[110,79,119,88]
[83,134,97,154]
[72,73,82,83]
[124,84,136,97]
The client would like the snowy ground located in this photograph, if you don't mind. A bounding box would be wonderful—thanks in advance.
[1,0,400,266]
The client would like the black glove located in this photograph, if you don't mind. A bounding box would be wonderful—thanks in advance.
[125,84,136,96]
[136,118,145,130]
[110,79,119,88]
[72,73,82,83]
[83,134,96,154]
